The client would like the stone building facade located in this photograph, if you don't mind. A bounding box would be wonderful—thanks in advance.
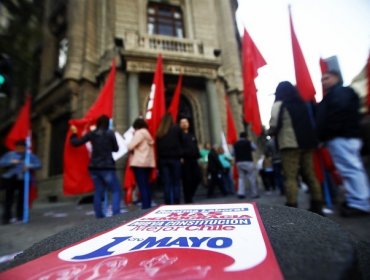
[15,0,244,201]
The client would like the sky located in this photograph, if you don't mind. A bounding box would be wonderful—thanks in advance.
[236,0,370,126]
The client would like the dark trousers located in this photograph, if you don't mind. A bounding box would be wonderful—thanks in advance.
[182,159,201,203]
[2,177,24,224]
[260,170,275,191]
[132,167,152,209]
[159,159,182,204]
[207,172,227,198]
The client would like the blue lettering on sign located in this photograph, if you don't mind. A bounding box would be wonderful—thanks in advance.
[70,236,232,260]
[130,237,232,251]
[72,236,131,260]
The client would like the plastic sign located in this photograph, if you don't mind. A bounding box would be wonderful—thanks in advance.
[0,203,283,279]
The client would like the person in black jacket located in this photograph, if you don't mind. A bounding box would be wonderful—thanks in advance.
[207,146,227,198]
[317,70,370,216]
[179,117,202,203]
[70,115,122,218]
[156,113,184,204]
[233,131,259,199]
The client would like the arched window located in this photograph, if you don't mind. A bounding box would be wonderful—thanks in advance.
[147,2,184,38]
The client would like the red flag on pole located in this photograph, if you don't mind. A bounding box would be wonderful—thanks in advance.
[289,6,315,101]
[168,74,183,123]
[225,96,238,144]
[242,28,266,136]
[4,96,31,150]
[63,59,116,195]
[124,54,165,202]
[146,54,166,136]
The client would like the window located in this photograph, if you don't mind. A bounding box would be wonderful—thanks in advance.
[147,2,184,38]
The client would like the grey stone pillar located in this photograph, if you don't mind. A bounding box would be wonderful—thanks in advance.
[127,72,140,125]
[206,78,222,145]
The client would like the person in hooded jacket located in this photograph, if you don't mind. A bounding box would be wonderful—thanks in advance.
[128,118,156,209]
[269,81,324,215]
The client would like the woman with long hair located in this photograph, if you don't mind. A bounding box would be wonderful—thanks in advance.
[269,81,324,215]
[128,118,155,209]
[156,113,184,204]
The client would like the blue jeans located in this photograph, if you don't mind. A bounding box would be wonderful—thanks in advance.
[89,170,122,218]
[223,168,235,194]
[159,159,181,204]
[327,138,370,212]
[133,167,152,209]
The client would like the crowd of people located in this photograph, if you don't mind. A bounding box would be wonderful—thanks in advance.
[1,70,369,222]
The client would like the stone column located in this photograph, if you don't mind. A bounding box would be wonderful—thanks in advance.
[206,78,222,145]
[127,72,140,125]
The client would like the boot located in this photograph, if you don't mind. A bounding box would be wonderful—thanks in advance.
[309,200,325,216]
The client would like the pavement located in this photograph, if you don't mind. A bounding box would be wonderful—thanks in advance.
[0,186,369,276]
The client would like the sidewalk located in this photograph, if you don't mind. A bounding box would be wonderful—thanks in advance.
[0,187,369,264]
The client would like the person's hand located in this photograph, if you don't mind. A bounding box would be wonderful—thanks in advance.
[11,159,20,164]
[70,125,77,134]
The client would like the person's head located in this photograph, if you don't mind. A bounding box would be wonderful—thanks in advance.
[217,146,224,154]
[15,140,26,152]
[96,115,110,130]
[275,81,302,103]
[179,117,190,132]
[321,70,341,92]
[239,131,247,139]
[204,143,211,150]
[132,118,148,130]
[156,113,174,138]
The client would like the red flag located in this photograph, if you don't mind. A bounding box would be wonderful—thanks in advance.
[63,59,116,195]
[367,54,370,111]
[319,57,329,95]
[146,54,166,136]
[319,58,329,74]
[242,28,266,136]
[168,74,183,123]
[289,7,315,101]
[225,96,237,144]
[4,96,31,150]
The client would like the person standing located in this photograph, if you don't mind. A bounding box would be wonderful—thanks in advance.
[199,143,211,187]
[127,118,155,209]
[233,131,259,199]
[0,140,41,224]
[156,113,183,204]
[207,146,227,198]
[317,70,370,216]
[70,114,122,218]
[179,117,202,203]
[218,146,234,194]
[269,81,324,215]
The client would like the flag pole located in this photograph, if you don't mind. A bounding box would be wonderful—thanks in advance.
[23,133,31,223]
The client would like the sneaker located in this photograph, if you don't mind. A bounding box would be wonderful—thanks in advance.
[237,195,246,199]
[340,203,370,217]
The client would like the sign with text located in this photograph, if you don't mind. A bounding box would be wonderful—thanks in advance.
[0,203,283,279]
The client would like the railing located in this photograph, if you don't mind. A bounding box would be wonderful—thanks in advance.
[139,34,204,55]
[124,31,208,57]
